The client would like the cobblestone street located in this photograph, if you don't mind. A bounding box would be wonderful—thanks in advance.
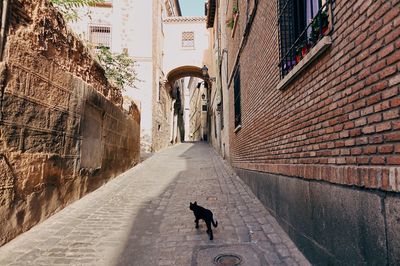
[0,143,309,266]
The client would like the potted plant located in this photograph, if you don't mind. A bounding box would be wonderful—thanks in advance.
[311,11,329,43]
[301,41,311,57]
[295,46,302,64]
[293,40,310,64]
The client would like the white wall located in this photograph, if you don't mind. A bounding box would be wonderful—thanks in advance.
[163,17,209,74]
[68,1,154,144]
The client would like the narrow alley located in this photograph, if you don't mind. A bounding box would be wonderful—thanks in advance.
[0,143,309,266]
[1,0,399,264]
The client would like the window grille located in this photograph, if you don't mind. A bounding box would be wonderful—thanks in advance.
[278,0,331,78]
[233,66,241,128]
[89,25,111,49]
[182,31,195,48]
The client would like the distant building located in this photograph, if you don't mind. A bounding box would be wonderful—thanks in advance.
[69,0,182,152]
[162,15,209,143]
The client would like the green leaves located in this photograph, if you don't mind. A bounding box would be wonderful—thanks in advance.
[49,0,138,90]
[50,0,104,8]
[96,46,138,89]
[49,0,105,22]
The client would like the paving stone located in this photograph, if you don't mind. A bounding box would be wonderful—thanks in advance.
[0,143,309,265]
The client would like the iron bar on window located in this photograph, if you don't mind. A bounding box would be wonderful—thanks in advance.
[278,0,330,78]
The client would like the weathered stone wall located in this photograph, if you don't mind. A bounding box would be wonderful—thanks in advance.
[0,0,140,246]
[237,168,400,265]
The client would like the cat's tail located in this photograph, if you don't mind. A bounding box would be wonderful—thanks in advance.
[212,219,218,228]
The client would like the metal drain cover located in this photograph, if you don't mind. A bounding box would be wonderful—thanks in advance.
[214,254,242,265]
[194,244,264,266]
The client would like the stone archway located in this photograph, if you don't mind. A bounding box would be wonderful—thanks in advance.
[166,65,204,86]
[166,65,210,143]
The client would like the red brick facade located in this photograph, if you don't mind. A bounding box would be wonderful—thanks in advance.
[227,0,400,192]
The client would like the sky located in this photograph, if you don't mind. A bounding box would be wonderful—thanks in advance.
[179,0,205,16]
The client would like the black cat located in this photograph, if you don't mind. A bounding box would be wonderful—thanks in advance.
[189,201,218,240]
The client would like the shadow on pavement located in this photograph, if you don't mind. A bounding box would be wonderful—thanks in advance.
[115,143,222,266]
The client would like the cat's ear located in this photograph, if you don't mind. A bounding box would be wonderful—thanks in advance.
[194,201,197,205]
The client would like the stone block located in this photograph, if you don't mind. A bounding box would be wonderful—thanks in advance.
[0,125,20,151]
[22,129,64,154]
[13,154,44,199]
[48,86,70,109]
[309,182,386,265]
[61,158,77,179]
[1,93,48,129]
[238,169,278,216]
[276,176,312,239]
[51,66,74,89]
[4,66,29,94]
[80,103,103,169]
[236,169,388,265]
[42,155,64,187]
[385,196,400,265]
[0,155,15,207]
[64,136,80,156]
[25,75,50,103]
[66,114,81,137]
[49,110,68,132]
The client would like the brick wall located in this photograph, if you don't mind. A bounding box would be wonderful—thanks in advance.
[228,0,400,192]
[0,0,140,246]
[224,0,400,263]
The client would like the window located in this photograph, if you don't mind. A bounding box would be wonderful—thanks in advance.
[233,66,241,129]
[89,25,111,49]
[278,0,331,78]
[182,31,195,48]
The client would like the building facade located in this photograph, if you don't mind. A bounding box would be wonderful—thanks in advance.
[204,0,230,159]
[185,77,208,141]
[69,0,182,152]
[207,0,400,264]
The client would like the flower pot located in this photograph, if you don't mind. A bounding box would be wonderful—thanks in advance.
[295,55,301,64]
[301,46,308,57]
[322,25,329,35]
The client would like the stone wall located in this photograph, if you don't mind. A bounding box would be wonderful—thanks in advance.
[237,168,400,265]
[0,0,140,246]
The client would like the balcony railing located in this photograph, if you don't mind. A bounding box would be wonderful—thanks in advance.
[278,0,331,78]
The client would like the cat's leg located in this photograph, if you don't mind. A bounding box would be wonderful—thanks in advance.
[206,221,213,240]
[195,218,199,229]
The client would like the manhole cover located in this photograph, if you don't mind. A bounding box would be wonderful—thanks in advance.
[214,254,242,266]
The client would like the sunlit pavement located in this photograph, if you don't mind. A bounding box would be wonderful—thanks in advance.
[0,143,310,266]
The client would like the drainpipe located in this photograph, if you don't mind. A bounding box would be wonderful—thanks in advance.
[0,0,11,61]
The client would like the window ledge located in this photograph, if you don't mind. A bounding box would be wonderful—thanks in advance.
[277,36,332,91]
[234,124,242,133]
[92,3,112,8]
